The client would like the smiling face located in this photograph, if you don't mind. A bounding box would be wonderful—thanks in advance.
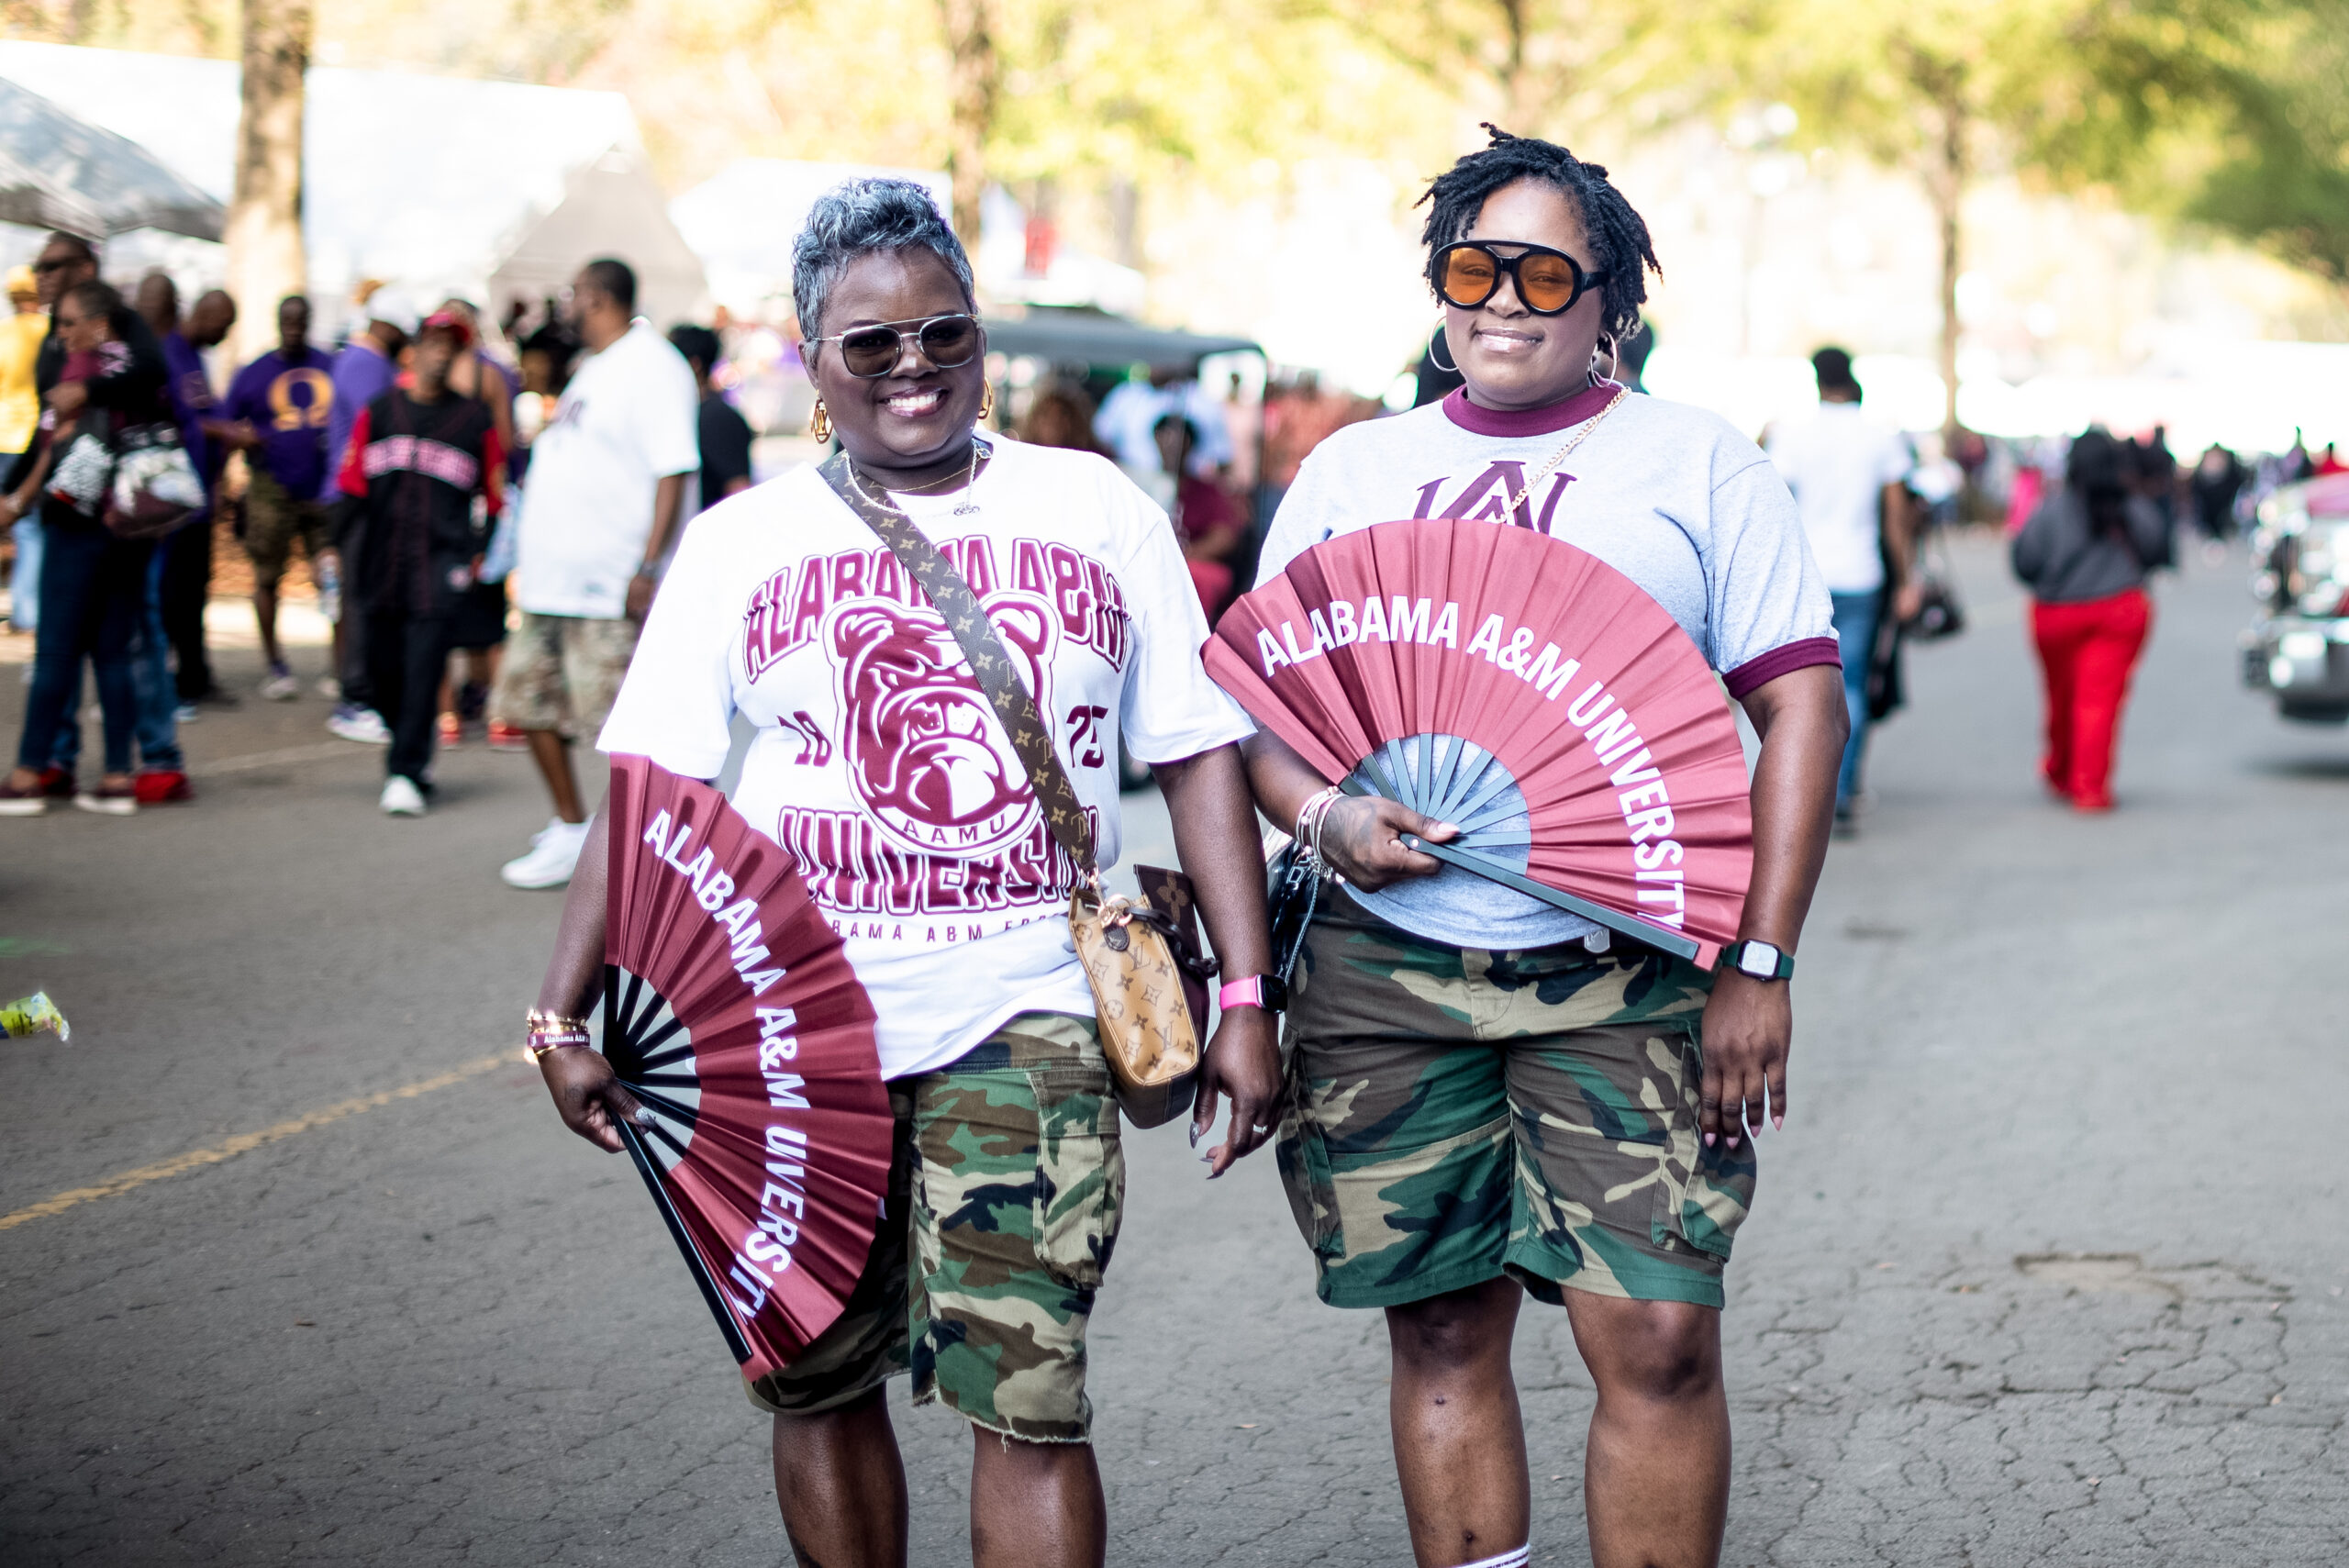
[1443,178,1608,412]
[806,248,984,484]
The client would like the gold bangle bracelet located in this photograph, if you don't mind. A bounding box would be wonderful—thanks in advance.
[526,1007,590,1032]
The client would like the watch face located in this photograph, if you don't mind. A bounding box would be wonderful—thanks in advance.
[1737,941,1780,978]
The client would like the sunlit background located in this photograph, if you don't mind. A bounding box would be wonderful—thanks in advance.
[5,0,2345,454]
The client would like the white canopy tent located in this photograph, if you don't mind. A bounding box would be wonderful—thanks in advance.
[0,40,707,332]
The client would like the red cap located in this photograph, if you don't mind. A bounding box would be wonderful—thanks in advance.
[419,308,473,348]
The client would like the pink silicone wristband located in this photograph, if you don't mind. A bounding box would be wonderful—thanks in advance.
[1219,976,1266,1010]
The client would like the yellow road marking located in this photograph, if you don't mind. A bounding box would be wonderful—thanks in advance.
[0,1051,514,1232]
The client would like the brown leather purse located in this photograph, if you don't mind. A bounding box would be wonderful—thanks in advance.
[818,450,1217,1127]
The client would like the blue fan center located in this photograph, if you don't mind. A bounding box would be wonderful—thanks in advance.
[1347,733,1531,873]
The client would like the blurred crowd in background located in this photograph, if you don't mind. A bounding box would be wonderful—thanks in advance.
[0,215,2325,851]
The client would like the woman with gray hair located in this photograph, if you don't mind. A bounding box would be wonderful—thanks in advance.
[525,178,1282,1566]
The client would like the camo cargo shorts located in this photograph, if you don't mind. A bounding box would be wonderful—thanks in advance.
[747,1012,1122,1442]
[1275,888,1755,1311]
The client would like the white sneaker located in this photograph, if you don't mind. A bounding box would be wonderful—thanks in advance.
[328,705,392,744]
[380,775,428,817]
[174,703,200,723]
[261,670,299,701]
[501,817,589,888]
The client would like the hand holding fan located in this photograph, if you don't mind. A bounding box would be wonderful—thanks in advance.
[1204,520,1753,967]
[601,753,895,1386]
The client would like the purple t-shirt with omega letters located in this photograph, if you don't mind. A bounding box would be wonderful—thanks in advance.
[222,346,336,495]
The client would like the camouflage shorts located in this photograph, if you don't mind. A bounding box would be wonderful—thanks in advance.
[747,1012,1122,1443]
[488,611,637,738]
[1275,889,1754,1311]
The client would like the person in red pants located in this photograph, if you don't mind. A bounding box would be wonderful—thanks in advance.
[2012,429,2171,811]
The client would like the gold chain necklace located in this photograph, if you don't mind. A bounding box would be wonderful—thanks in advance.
[1498,384,1628,518]
[848,438,986,516]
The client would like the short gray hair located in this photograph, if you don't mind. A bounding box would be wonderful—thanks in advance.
[791,178,974,343]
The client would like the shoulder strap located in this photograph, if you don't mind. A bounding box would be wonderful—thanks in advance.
[816,448,1097,871]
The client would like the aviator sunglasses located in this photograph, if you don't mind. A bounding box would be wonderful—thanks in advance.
[1433,241,1609,316]
[812,312,985,378]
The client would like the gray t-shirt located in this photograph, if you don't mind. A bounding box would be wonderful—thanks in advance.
[1256,383,1835,950]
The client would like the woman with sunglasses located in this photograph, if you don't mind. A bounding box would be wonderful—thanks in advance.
[527,179,1280,1568]
[1240,128,1847,1568]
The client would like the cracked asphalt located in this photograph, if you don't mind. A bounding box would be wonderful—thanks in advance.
[2,530,2344,1565]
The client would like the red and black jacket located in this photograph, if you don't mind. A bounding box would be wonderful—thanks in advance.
[337,389,505,617]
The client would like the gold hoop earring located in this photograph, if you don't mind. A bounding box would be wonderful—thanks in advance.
[1426,325,1459,375]
[1589,332,1620,388]
[978,383,996,423]
[808,399,831,443]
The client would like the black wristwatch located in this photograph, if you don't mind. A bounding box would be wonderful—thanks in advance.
[1720,940,1795,982]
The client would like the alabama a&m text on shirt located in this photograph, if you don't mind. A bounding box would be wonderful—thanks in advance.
[599,438,1252,1079]
[1255,381,1836,951]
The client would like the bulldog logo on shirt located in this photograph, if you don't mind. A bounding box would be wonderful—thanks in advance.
[826,595,1058,858]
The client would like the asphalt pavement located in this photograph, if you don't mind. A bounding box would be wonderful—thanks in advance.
[2,530,2344,1566]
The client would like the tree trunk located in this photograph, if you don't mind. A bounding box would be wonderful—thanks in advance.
[227,0,310,365]
[1497,0,1535,130]
[1931,88,1965,443]
[938,0,997,252]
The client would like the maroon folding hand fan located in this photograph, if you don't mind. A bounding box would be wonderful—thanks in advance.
[602,753,894,1386]
[1204,520,1753,967]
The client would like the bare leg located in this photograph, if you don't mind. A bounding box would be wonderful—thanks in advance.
[1385,1276,1531,1566]
[968,1429,1106,1568]
[253,581,282,669]
[1563,1294,1730,1568]
[772,1392,909,1568]
[525,728,584,823]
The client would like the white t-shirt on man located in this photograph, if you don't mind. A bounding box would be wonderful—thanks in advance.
[1765,400,1912,595]
[598,438,1252,1080]
[1256,382,1835,951]
[515,320,701,618]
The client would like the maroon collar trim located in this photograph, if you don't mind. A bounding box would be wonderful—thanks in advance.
[1442,379,1623,438]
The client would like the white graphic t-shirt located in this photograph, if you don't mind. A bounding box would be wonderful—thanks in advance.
[515,320,701,618]
[1256,382,1836,951]
[1765,401,1913,594]
[599,438,1252,1079]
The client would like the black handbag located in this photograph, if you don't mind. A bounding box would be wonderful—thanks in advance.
[1900,529,1965,641]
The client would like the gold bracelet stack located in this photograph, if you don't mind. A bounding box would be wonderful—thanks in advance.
[525,1007,593,1062]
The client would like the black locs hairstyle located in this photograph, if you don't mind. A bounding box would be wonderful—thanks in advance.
[1418,125,1661,342]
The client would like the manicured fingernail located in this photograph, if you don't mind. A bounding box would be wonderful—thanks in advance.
[1727,1135,1741,1149]
[1705,1132,1717,1147]
[1434,821,1457,835]
[1188,1123,1200,1148]
[1773,1115,1784,1130]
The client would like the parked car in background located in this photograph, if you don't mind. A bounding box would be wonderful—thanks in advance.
[2243,473,2349,722]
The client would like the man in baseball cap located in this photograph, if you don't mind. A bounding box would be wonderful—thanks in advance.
[319,284,420,744]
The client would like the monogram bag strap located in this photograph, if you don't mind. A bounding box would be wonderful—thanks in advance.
[816,449,1097,870]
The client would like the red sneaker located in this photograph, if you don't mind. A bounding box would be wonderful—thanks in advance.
[134,769,195,805]
[34,765,73,798]
[438,712,463,748]
[487,721,528,751]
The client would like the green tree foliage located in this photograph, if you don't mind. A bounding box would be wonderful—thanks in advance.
[1725,0,2290,431]
[2124,0,2349,289]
